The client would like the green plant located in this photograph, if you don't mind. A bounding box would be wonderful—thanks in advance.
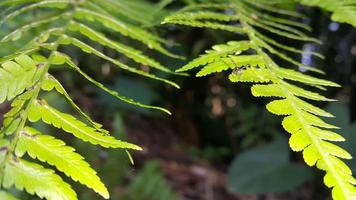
[0,0,179,199]
[164,0,356,199]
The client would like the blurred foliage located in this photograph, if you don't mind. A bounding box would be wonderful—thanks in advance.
[326,103,356,173]
[228,136,313,194]
[98,77,161,115]
[74,114,181,200]
[125,161,181,200]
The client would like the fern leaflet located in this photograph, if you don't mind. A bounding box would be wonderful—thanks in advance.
[15,127,109,198]
[2,157,77,200]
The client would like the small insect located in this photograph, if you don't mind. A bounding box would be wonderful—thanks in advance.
[226,57,239,72]
[36,63,45,68]
[251,13,259,20]
[227,56,249,74]
[232,67,246,74]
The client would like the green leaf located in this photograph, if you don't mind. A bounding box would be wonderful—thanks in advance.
[2,157,77,200]
[67,21,174,74]
[251,84,286,98]
[0,14,63,42]
[56,37,180,89]
[0,0,69,27]
[275,67,341,87]
[73,8,178,58]
[0,55,44,103]
[15,127,109,199]
[266,99,294,115]
[251,82,333,101]
[228,137,312,194]
[27,99,142,150]
[229,67,273,83]
[87,0,163,25]
[41,74,107,133]
[196,55,264,77]
[50,51,173,114]
[177,41,250,72]
[266,97,334,117]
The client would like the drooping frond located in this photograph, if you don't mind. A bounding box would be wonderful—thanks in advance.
[49,51,173,114]
[41,74,107,131]
[27,99,142,150]
[165,1,356,199]
[297,0,356,27]
[0,0,179,199]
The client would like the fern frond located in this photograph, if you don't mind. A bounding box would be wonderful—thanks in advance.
[2,157,77,200]
[176,41,251,72]
[86,0,168,26]
[1,13,65,42]
[15,127,109,198]
[0,0,179,198]
[27,99,142,150]
[50,51,173,114]
[297,0,356,27]
[0,55,44,103]
[57,36,180,89]
[165,1,356,199]
[73,8,178,58]
[67,21,173,74]
[0,0,70,27]
[163,8,245,33]
[41,74,107,132]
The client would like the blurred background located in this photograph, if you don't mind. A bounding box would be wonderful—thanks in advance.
[1,0,356,199]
